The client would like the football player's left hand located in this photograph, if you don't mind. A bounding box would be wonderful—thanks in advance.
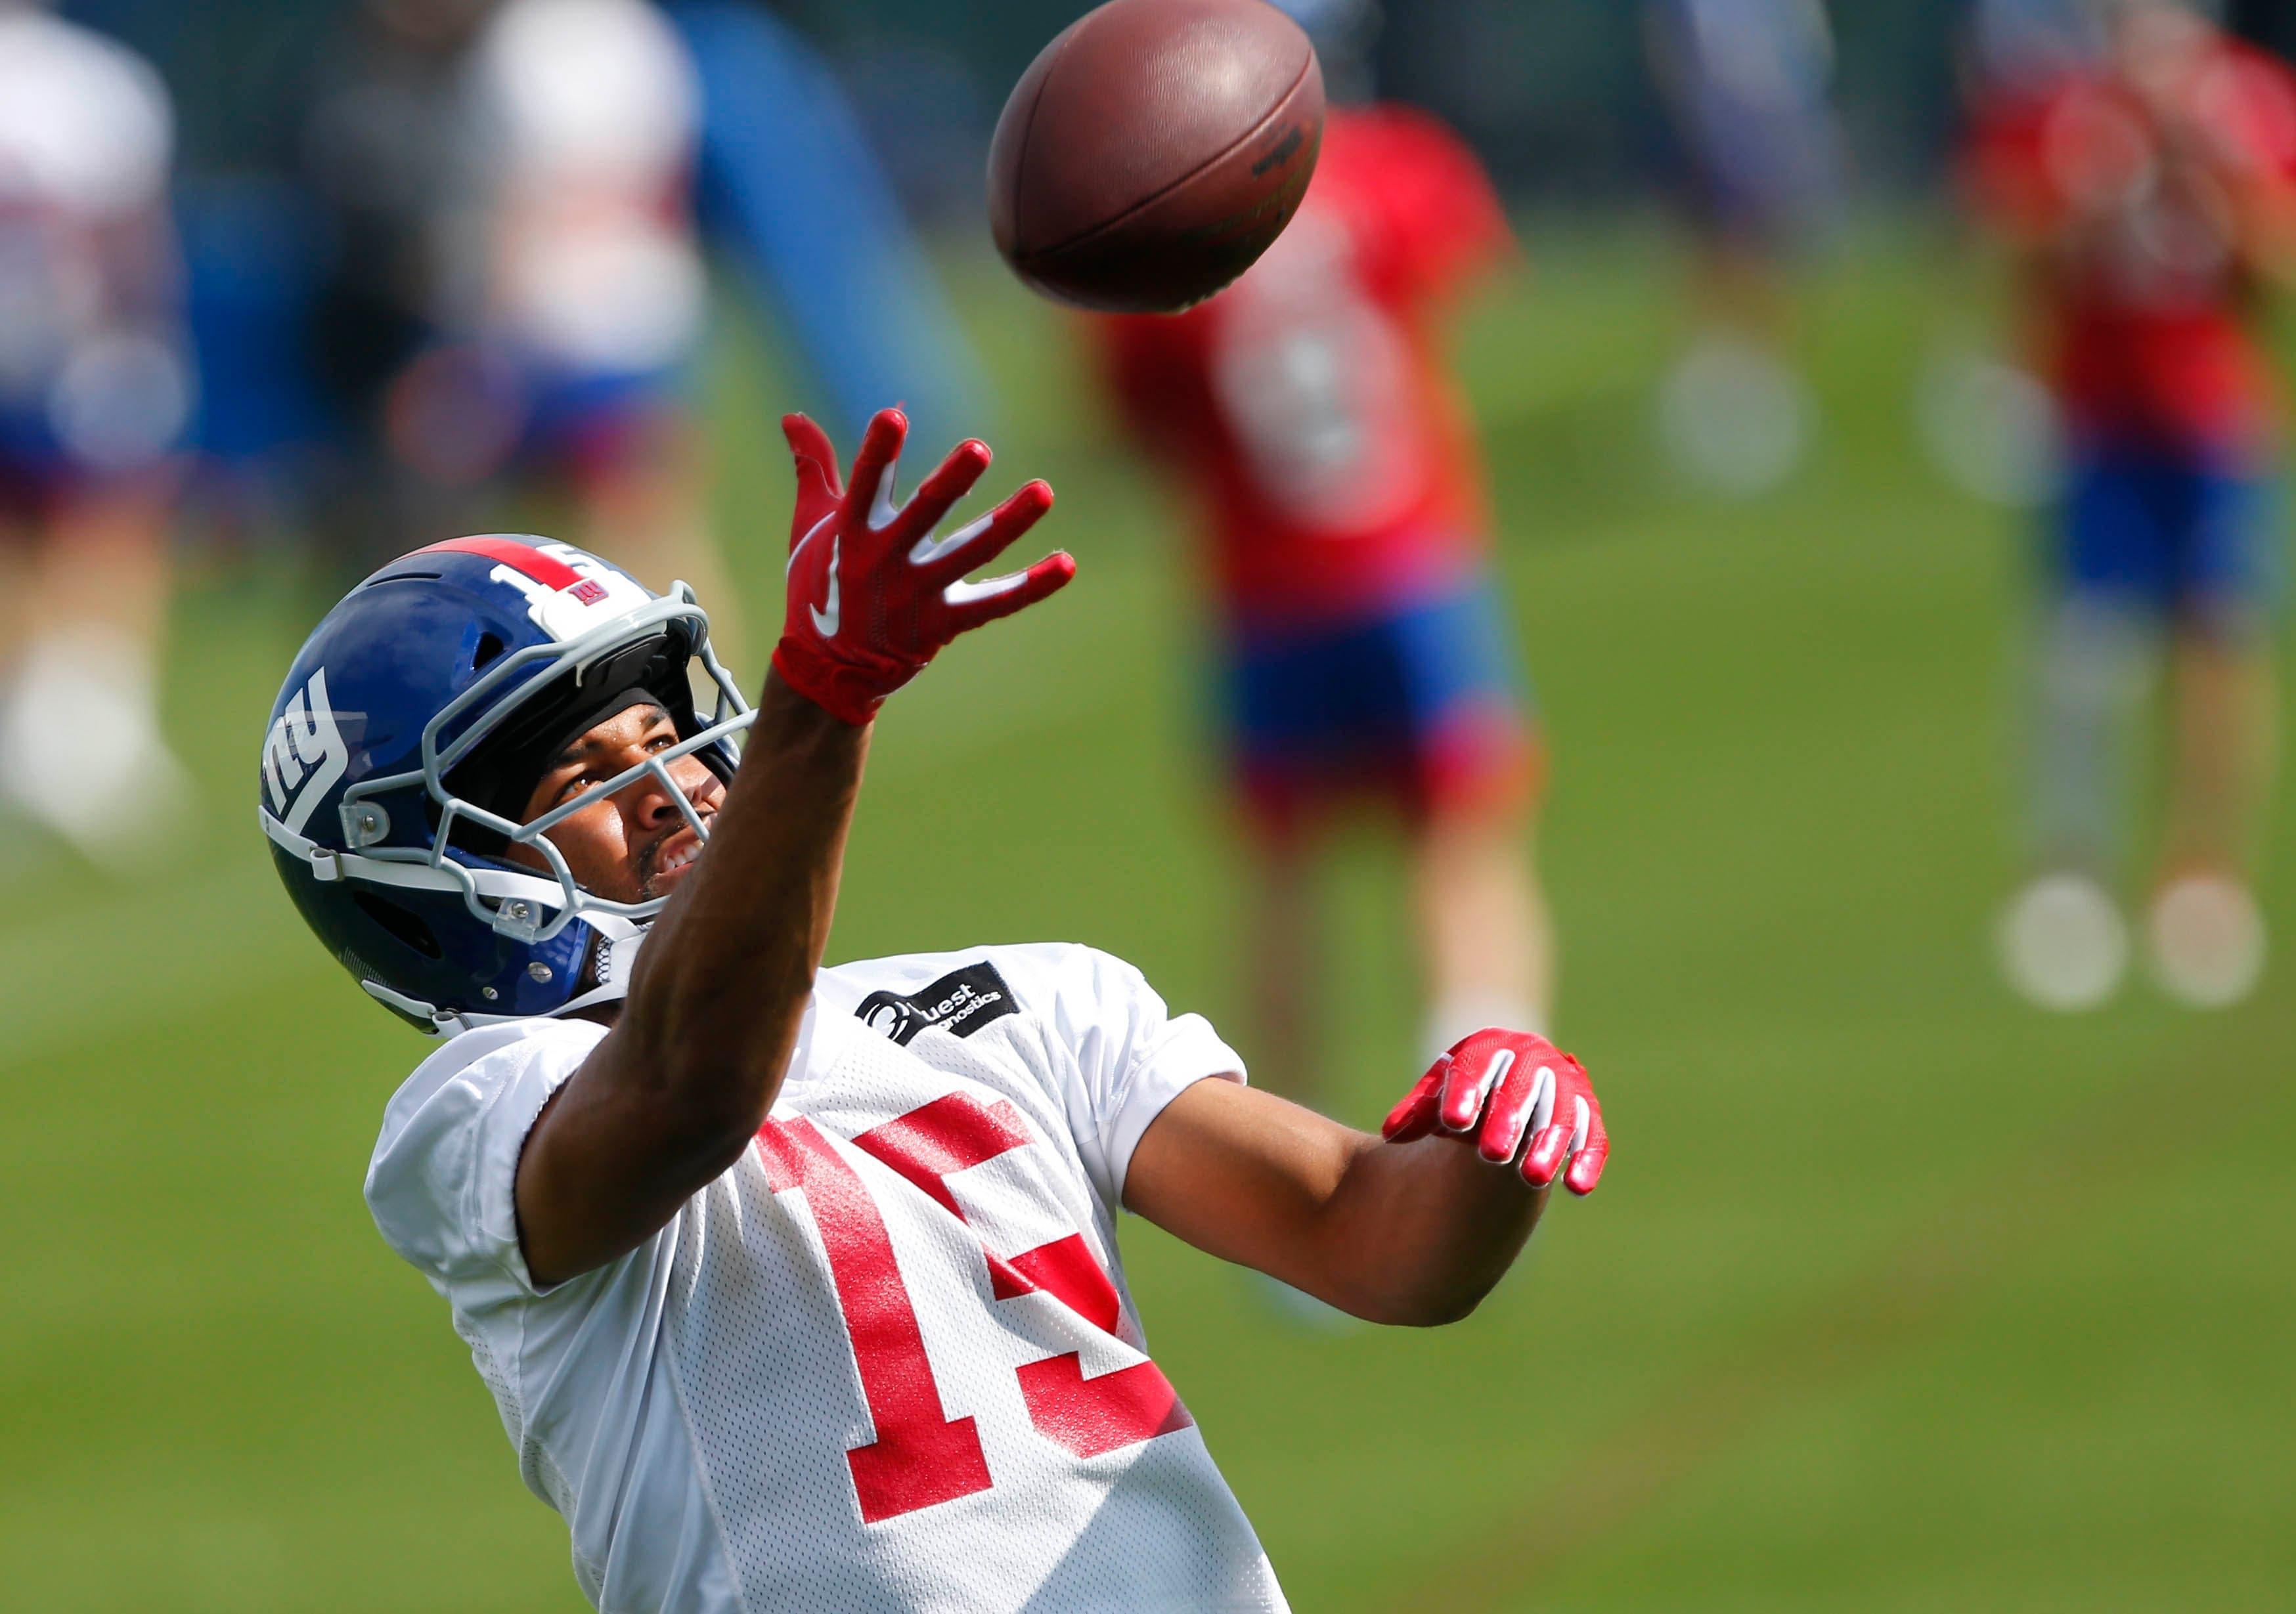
[1379,1028,1609,1195]
[772,408,1074,726]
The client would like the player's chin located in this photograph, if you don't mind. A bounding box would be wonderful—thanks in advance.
[641,863,692,902]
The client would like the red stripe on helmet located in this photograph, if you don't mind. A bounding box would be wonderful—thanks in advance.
[417,536,586,591]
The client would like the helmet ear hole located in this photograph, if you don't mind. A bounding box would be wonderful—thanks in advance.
[353,892,445,961]
[474,632,506,670]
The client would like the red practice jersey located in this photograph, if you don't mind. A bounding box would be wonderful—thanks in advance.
[1097,104,1514,628]
[1964,35,2296,454]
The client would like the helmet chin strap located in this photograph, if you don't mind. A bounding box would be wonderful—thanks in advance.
[456,918,650,1034]
[585,927,648,1007]
[368,922,651,1037]
[267,800,659,1036]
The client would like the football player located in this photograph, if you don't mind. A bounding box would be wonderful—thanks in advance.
[1643,0,1844,493]
[304,0,729,621]
[301,0,982,645]
[1093,69,1552,1114]
[261,409,1609,1611]
[0,0,194,864]
[1970,0,2295,1007]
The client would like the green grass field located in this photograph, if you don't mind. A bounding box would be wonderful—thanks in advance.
[3,219,2291,1611]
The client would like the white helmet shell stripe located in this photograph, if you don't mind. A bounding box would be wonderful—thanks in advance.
[415,535,653,642]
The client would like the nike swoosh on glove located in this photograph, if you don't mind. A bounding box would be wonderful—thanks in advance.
[772,408,1074,726]
[1380,1028,1610,1195]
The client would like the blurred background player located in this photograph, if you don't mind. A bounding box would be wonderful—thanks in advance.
[1914,0,2099,513]
[1094,0,1551,1123]
[298,0,986,645]
[0,0,193,866]
[302,0,726,615]
[1972,0,2296,1009]
[1643,0,1845,494]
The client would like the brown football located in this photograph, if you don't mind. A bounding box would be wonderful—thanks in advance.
[988,0,1324,314]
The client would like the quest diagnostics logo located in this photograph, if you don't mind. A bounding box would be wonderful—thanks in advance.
[262,668,349,835]
[855,962,1017,1047]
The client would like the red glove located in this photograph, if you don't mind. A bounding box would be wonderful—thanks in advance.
[1380,1028,1609,1196]
[772,408,1074,726]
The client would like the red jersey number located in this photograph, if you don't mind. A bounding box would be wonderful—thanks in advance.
[757,1095,1191,1524]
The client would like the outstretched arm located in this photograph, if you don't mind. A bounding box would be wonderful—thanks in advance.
[1123,1030,1607,1326]
[515,409,1073,1286]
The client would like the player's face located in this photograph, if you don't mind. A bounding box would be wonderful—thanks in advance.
[508,703,724,905]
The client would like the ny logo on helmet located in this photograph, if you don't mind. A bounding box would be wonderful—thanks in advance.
[263,668,349,835]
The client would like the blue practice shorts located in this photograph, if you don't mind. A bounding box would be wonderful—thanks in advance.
[0,401,174,518]
[2056,448,2281,628]
[1223,577,1539,832]
[0,404,68,510]
[518,365,683,466]
[384,342,688,489]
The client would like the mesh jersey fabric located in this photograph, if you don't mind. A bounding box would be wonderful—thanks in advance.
[364,943,1287,1613]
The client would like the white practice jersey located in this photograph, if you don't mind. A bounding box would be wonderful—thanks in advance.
[449,0,706,372]
[0,9,184,444]
[367,944,1289,1613]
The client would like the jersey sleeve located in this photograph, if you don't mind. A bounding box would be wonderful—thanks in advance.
[364,1018,607,1305]
[1092,311,1210,460]
[994,944,1248,1210]
[2211,47,2296,186]
[1355,104,1515,304]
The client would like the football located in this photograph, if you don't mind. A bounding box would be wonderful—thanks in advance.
[988,0,1325,314]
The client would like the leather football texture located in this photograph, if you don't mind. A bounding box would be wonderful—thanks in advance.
[988,0,1325,313]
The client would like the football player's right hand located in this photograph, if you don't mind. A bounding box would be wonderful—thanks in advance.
[1380,1028,1610,1196]
[772,408,1074,726]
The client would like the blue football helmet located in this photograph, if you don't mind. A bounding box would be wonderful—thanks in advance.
[259,535,752,1035]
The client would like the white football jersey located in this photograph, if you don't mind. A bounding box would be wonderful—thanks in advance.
[0,11,169,223]
[453,0,706,372]
[366,944,1289,1613]
[0,10,180,422]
